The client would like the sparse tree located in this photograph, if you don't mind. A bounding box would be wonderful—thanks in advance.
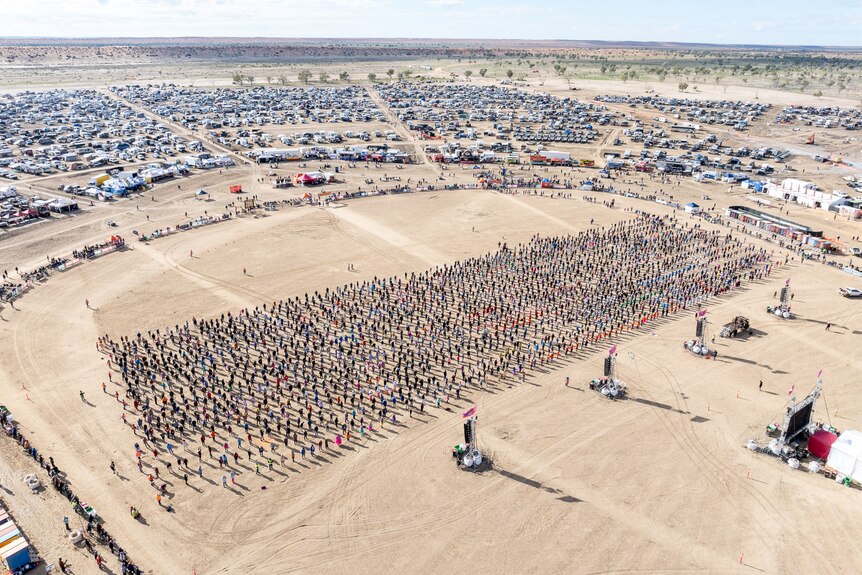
[387,68,395,79]
[278,74,288,86]
[298,70,312,84]
[367,73,377,83]
[244,75,254,85]
[678,82,689,92]
[319,72,330,83]
[232,72,243,86]
[479,68,487,77]
[813,90,823,98]
[339,71,349,81]
[266,76,272,85]
[506,69,514,79]
[464,70,473,79]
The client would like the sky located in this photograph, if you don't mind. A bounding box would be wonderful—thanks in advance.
[1,0,860,46]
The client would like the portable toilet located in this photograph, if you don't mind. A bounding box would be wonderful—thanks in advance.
[0,532,31,573]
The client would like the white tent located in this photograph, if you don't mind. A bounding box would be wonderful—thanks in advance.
[826,430,862,482]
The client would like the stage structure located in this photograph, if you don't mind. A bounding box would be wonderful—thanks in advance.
[453,415,484,469]
[590,346,626,399]
[684,309,713,356]
[779,381,823,447]
[747,379,824,463]
[767,280,794,319]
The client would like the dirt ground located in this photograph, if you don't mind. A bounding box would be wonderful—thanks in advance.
[1,186,862,574]
[1,68,862,575]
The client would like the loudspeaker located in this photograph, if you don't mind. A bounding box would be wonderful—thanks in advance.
[463,421,473,444]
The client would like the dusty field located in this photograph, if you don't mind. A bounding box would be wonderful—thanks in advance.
[1,186,862,575]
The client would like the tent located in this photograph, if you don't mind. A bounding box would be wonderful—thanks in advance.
[684,202,701,214]
[826,430,862,482]
[229,185,242,194]
[807,429,838,459]
[294,173,316,185]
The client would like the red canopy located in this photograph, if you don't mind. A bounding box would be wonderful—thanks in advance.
[807,429,837,460]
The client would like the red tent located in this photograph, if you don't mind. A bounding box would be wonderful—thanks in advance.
[807,429,838,459]
[229,185,242,194]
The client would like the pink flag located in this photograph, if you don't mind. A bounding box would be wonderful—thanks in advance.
[608,345,617,356]
[463,406,477,418]
[817,369,823,379]
[785,278,790,286]
[788,384,795,396]
[697,309,708,318]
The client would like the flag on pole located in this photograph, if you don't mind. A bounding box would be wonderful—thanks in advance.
[785,278,790,286]
[697,308,708,318]
[788,384,795,396]
[817,368,823,379]
[608,345,617,356]
[463,406,477,418]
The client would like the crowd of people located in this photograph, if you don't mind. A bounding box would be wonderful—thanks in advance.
[1,257,69,301]
[96,213,775,514]
[1,411,143,574]
[71,236,125,260]
[0,238,124,306]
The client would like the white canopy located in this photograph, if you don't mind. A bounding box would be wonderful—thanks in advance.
[826,430,862,482]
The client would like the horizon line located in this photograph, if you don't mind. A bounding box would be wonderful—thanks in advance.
[0,36,860,50]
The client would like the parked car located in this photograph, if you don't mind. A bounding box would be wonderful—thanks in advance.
[839,287,862,298]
